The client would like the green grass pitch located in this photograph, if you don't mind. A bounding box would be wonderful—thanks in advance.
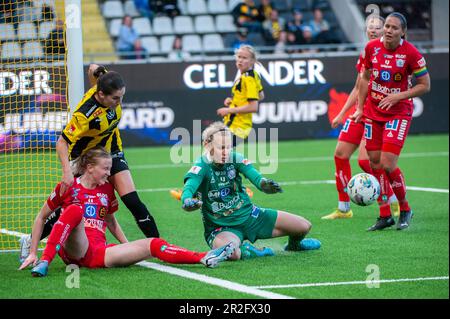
[0,134,448,299]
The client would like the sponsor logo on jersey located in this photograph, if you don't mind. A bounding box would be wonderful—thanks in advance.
[100,197,108,206]
[84,204,97,218]
[99,206,107,218]
[381,60,392,69]
[220,188,231,198]
[372,70,379,79]
[418,57,426,68]
[372,57,378,64]
[92,109,103,118]
[380,70,391,82]
[188,166,202,174]
[394,72,403,82]
[50,191,56,201]
[396,59,405,68]
[373,47,381,56]
[398,119,409,141]
[372,82,401,94]
[387,131,393,138]
[383,54,393,59]
[84,218,105,233]
[85,105,98,118]
[396,54,406,59]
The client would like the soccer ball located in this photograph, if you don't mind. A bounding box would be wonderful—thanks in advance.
[347,173,380,206]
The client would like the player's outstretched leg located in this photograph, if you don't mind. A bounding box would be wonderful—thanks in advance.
[239,242,274,259]
[200,242,235,268]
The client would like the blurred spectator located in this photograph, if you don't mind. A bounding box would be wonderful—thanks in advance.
[150,0,180,17]
[45,19,65,56]
[262,9,285,46]
[40,3,54,22]
[274,30,287,55]
[301,26,319,53]
[308,8,330,39]
[116,15,147,60]
[286,31,301,53]
[231,28,253,51]
[286,8,306,44]
[134,0,153,19]
[258,0,275,22]
[168,35,190,61]
[15,0,40,26]
[231,0,264,33]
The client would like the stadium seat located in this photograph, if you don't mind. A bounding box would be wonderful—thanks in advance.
[159,35,176,53]
[247,32,266,47]
[109,18,123,38]
[0,24,17,41]
[1,42,22,59]
[152,16,174,35]
[194,15,216,34]
[102,1,125,19]
[173,16,195,34]
[124,0,140,17]
[203,34,225,52]
[17,22,38,40]
[38,21,56,40]
[132,17,153,36]
[215,15,237,33]
[228,0,243,11]
[182,34,202,52]
[272,0,289,12]
[141,36,160,55]
[291,0,311,11]
[22,41,44,58]
[187,0,208,15]
[177,0,188,15]
[207,0,228,14]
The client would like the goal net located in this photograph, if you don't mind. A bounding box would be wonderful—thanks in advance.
[0,0,69,251]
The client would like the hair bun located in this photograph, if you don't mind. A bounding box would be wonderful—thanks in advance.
[93,65,108,78]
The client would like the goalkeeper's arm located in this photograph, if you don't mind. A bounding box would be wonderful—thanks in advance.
[181,177,203,212]
[239,162,283,194]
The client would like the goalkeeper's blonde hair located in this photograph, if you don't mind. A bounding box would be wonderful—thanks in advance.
[202,122,232,149]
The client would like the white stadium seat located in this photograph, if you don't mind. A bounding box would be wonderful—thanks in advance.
[187,0,208,15]
[109,18,122,37]
[102,1,124,19]
[1,42,22,59]
[215,14,237,33]
[132,17,152,36]
[124,0,140,17]
[22,41,44,58]
[159,35,176,53]
[173,16,195,34]
[228,0,243,11]
[203,34,224,52]
[194,15,216,34]
[152,16,173,35]
[207,0,228,14]
[39,21,55,39]
[141,36,160,55]
[182,34,202,52]
[0,24,17,41]
[17,22,38,40]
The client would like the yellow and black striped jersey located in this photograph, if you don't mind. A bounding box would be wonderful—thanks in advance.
[224,69,263,139]
[61,86,123,160]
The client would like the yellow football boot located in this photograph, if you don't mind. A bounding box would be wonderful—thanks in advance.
[321,209,353,220]
[169,189,182,201]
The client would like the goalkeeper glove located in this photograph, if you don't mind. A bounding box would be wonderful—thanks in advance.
[260,178,283,194]
[182,198,202,212]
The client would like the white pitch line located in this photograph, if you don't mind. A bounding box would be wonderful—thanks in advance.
[0,228,293,299]
[137,261,294,299]
[129,151,449,170]
[1,180,448,200]
[252,276,450,289]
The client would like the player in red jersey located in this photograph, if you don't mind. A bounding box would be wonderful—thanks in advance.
[19,147,234,277]
[322,15,400,220]
[353,12,431,231]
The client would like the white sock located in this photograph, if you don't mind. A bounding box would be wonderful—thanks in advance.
[338,201,351,212]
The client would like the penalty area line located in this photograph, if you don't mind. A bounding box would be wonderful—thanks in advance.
[252,276,450,289]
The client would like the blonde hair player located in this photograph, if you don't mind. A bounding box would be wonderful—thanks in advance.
[179,122,321,260]
[19,147,234,277]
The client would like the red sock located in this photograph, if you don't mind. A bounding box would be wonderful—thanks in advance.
[372,168,392,218]
[41,205,83,264]
[150,238,206,264]
[358,159,373,174]
[388,167,410,211]
[334,156,351,202]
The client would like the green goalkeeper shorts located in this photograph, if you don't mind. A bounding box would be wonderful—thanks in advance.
[204,206,278,248]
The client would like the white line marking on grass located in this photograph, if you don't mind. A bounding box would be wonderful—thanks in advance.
[252,276,449,289]
[0,228,293,299]
[130,151,449,170]
[137,261,294,299]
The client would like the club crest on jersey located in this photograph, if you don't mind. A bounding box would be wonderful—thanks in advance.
[100,197,108,206]
[106,109,115,120]
[84,204,97,218]
[227,169,236,180]
[396,59,405,68]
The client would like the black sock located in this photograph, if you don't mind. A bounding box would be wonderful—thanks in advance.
[121,191,160,238]
[38,208,62,240]
[287,235,305,250]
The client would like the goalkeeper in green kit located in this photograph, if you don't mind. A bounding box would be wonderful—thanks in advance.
[181,122,321,260]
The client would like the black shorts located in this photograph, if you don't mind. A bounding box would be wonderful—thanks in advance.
[111,151,130,176]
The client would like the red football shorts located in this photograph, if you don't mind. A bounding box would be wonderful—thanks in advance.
[363,116,412,155]
[338,118,365,145]
[58,241,117,268]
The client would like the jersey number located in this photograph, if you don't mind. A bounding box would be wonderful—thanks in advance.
[364,123,372,140]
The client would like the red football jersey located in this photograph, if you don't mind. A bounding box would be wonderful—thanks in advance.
[47,177,118,244]
[362,37,428,121]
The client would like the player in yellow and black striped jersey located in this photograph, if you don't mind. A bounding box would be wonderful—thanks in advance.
[217,45,264,141]
[20,65,160,252]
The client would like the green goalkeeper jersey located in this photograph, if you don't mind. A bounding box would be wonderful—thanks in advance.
[182,152,264,227]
